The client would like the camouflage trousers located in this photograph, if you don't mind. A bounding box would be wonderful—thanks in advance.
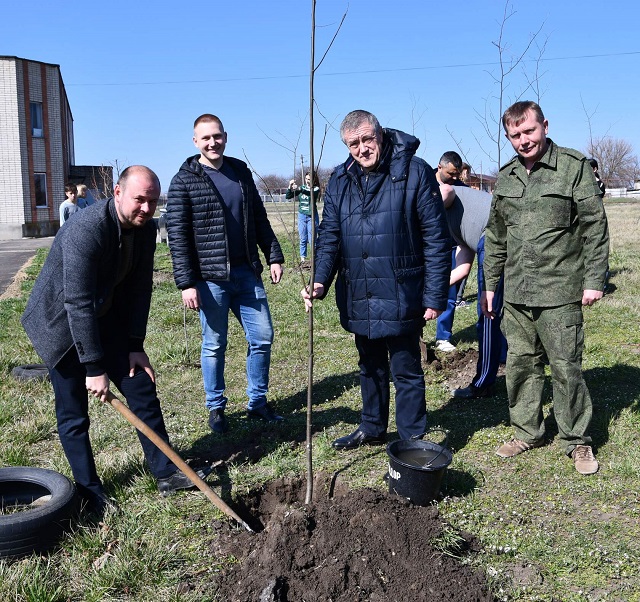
[502,301,593,455]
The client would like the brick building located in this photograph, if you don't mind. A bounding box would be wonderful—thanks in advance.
[466,172,497,193]
[0,56,110,239]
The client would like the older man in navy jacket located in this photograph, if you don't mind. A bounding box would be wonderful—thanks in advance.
[302,110,451,449]
[22,166,207,514]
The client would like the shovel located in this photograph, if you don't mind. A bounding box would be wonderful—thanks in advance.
[106,392,254,532]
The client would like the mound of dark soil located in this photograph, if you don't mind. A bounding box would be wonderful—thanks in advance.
[422,345,505,392]
[209,474,495,601]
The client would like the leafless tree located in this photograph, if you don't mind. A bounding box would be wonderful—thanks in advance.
[587,136,640,189]
[89,162,118,199]
[257,174,291,196]
[315,165,335,191]
[473,1,546,168]
[302,0,348,504]
[409,93,428,137]
[522,37,549,104]
[445,126,474,168]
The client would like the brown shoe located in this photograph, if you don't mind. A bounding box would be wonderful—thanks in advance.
[571,445,599,475]
[496,438,544,458]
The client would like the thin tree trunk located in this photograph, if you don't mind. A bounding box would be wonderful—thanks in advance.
[305,0,317,505]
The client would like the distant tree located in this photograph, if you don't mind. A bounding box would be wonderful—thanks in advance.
[587,137,640,189]
[257,173,291,196]
[316,165,336,191]
[89,162,117,200]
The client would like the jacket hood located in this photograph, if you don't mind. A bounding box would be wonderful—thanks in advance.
[339,128,420,181]
[179,154,207,176]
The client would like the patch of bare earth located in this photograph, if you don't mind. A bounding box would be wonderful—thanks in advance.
[197,474,495,601]
[421,343,505,391]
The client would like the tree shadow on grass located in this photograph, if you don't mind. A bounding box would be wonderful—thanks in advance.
[428,375,511,453]
[584,363,640,449]
[184,370,361,465]
[451,323,479,347]
[508,364,640,452]
[430,363,640,458]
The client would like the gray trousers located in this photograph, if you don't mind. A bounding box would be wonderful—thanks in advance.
[502,301,593,455]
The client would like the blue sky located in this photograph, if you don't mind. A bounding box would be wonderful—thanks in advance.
[2,0,638,191]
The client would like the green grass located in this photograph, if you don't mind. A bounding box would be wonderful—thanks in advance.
[0,203,639,600]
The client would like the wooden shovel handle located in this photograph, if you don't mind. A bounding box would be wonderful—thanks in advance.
[106,392,253,532]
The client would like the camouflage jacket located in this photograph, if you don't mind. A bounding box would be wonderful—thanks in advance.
[483,139,609,306]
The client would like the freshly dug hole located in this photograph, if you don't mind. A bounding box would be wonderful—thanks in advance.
[210,474,495,601]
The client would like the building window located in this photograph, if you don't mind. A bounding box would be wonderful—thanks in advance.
[34,173,47,207]
[30,102,44,137]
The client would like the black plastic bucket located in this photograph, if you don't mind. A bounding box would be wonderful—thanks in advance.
[386,430,452,506]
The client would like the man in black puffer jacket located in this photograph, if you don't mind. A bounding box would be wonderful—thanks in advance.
[302,110,451,449]
[166,114,285,435]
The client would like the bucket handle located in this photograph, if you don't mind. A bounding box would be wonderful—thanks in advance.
[410,427,450,469]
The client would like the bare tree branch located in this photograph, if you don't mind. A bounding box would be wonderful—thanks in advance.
[444,126,474,166]
[522,36,549,103]
[314,6,348,73]
[474,1,546,167]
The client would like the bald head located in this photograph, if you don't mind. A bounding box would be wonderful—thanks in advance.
[117,165,160,192]
[114,165,160,229]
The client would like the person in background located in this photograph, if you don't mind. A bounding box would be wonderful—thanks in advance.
[76,183,94,209]
[483,101,609,475]
[588,158,606,196]
[460,162,471,185]
[59,183,79,225]
[454,162,473,308]
[434,151,466,352]
[439,184,506,399]
[286,172,321,261]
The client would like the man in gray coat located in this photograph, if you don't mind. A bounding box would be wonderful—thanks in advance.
[22,166,208,514]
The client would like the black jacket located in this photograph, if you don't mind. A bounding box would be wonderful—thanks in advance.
[166,155,284,289]
[314,129,451,339]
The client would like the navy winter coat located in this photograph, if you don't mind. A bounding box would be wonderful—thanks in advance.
[314,129,451,339]
[166,155,284,289]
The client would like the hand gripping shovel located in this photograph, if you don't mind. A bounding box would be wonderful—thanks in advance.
[107,392,254,532]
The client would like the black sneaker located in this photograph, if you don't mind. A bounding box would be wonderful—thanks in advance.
[82,492,119,518]
[157,467,211,497]
[246,402,284,422]
[208,409,229,434]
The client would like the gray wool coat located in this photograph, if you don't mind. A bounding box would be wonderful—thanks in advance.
[21,199,156,369]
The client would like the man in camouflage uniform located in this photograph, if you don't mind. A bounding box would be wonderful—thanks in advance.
[482,101,609,475]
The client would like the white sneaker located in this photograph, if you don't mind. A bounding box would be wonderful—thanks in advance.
[435,340,456,352]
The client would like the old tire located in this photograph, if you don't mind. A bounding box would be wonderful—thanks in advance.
[0,467,77,559]
[11,364,50,382]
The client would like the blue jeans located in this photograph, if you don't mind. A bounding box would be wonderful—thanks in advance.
[435,249,458,341]
[298,211,319,258]
[197,265,274,412]
[473,236,507,388]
